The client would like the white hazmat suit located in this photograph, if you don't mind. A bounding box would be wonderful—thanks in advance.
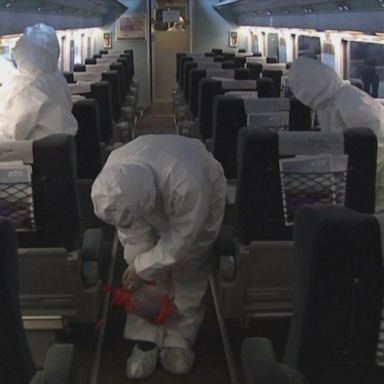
[0,23,77,141]
[288,57,384,212]
[91,135,226,377]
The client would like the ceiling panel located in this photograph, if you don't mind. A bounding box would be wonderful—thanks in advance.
[215,0,384,16]
[0,0,126,18]
[214,0,384,32]
[0,0,127,35]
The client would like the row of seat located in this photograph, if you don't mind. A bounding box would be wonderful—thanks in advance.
[0,217,77,383]
[173,50,379,321]
[185,49,382,382]
[213,127,376,318]
[242,204,384,384]
[173,50,312,145]
[66,49,138,227]
[0,47,139,367]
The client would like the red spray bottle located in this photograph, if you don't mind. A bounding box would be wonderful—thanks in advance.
[97,284,173,329]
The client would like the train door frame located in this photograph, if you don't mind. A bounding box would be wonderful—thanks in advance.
[150,0,190,103]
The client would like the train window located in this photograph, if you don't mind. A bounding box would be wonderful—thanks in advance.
[58,35,65,71]
[92,33,98,57]
[87,36,92,58]
[0,46,14,86]
[267,33,279,61]
[321,42,335,70]
[0,36,18,85]
[0,45,11,60]
[279,37,287,63]
[73,34,82,65]
[298,35,321,60]
[348,41,384,98]
[69,39,75,71]
[81,33,87,63]
[251,31,259,54]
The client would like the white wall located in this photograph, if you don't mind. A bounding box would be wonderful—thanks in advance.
[193,0,241,53]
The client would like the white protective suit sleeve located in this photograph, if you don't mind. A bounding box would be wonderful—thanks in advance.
[117,219,158,264]
[133,183,211,281]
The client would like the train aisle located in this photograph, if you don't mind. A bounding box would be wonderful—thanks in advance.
[95,102,231,384]
[133,102,177,136]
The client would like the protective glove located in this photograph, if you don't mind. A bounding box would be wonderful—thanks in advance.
[122,264,145,290]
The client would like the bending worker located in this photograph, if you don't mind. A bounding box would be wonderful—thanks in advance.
[0,23,77,141]
[288,56,384,212]
[91,134,226,379]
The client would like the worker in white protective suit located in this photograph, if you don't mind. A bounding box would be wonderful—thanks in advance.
[288,56,384,212]
[91,135,226,379]
[0,23,77,141]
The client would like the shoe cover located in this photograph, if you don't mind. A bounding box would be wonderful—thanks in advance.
[126,345,159,379]
[160,347,195,375]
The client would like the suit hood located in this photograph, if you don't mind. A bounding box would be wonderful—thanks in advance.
[12,23,60,75]
[91,162,156,228]
[288,57,343,109]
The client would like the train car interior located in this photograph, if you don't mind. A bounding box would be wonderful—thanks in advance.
[1,0,384,383]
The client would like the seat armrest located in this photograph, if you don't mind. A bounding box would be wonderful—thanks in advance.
[39,344,77,384]
[214,225,238,281]
[241,337,278,384]
[77,180,100,229]
[81,228,103,262]
[205,138,213,152]
[214,225,236,257]
[226,179,237,206]
[99,142,108,165]
[81,228,103,287]
[241,337,307,384]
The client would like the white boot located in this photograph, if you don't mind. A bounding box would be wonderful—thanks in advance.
[160,347,195,375]
[126,345,159,379]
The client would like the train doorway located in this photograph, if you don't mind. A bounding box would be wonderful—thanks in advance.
[151,0,190,102]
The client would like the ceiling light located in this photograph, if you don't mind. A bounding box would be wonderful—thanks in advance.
[337,2,350,11]
[4,0,15,8]
[304,6,313,13]
[36,2,44,11]
[57,6,64,14]
[266,10,272,16]
[283,9,290,15]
